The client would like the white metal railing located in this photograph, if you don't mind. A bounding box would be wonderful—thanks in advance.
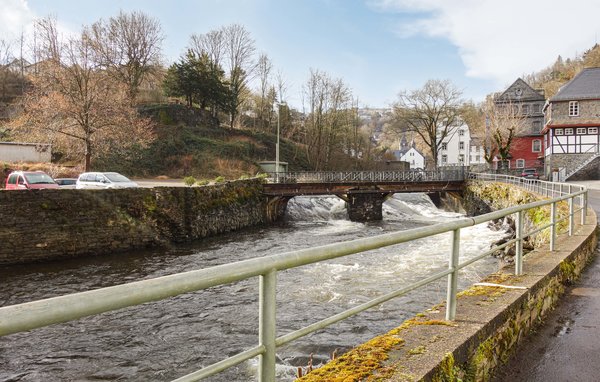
[0,174,588,381]
[265,167,467,183]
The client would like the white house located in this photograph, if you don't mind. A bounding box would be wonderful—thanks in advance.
[392,135,425,169]
[468,137,487,165]
[438,121,472,166]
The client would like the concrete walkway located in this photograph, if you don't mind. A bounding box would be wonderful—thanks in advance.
[492,182,600,382]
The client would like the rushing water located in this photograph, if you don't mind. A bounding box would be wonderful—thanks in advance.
[0,194,507,382]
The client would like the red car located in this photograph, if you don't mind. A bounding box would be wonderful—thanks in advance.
[4,171,60,190]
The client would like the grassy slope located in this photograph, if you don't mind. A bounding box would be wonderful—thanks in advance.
[96,104,310,179]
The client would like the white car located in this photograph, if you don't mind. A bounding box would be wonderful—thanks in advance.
[76,172,138,189]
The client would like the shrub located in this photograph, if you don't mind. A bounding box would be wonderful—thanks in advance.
[183,176,196,186]
[214,176,225,183]
[196,179,209,186]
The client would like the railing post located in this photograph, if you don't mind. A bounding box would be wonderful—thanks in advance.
[446,229,460,321]
[581,190,587,225]
[550,201,556,251]
[515,210,523,275]
[259,269,277,382]
[569,197,574,236]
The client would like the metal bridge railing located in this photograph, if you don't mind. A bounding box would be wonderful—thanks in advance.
[265,167,467,183]
[0,174,588,382]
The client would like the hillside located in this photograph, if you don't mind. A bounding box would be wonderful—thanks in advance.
[95,104,311,179]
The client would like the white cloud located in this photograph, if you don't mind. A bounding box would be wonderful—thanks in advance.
[0,0,35,39]
[370,0,600,87]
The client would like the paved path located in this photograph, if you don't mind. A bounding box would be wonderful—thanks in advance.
[492,182,600,382]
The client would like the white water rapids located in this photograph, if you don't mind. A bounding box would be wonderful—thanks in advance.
[0,193,508,381]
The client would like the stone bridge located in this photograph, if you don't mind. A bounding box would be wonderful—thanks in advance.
[262,168,467,221]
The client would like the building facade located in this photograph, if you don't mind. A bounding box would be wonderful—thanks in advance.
[493,79,545,171]
[392,135,425,169]
[543,68,600,180]
[438,121,473,166]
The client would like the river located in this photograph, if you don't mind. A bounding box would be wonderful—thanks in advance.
[0,193,508,381]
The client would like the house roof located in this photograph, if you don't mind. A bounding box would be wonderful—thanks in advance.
[495,78,545,103]
[550,67,600,101]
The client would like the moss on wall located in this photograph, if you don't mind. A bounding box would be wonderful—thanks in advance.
[0,178,284,265]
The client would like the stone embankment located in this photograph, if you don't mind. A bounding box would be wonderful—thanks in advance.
[297,180,598,382]
[0,178,286,265]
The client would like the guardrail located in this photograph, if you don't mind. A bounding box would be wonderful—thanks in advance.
[265,167,467,183]
[0,174,588,381]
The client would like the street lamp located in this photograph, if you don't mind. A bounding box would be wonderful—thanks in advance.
[274,101,285,182]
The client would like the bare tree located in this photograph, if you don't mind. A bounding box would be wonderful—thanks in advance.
[189,29,225,69]
[302,69,353,170]
[484,97,529,169]
[391,79,463,168]
[11,17,154,171]
[223,24,255,128]
[255,53,273,131]
[86,10,164,103]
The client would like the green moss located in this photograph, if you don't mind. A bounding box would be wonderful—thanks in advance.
[560,260,577,283]
[143,194,157,213]
[407,345,427,356]
[432,353,463,382]
[295,329,405,381]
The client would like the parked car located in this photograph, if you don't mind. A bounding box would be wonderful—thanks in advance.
[54,178,78,188]
[520,168,540,179]
[76,172,138,189]
[4,171,60,190]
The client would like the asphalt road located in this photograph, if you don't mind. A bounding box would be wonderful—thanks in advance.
[135,179,186,187]
[492,182,600,382]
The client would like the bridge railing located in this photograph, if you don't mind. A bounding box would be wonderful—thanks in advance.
[265,167,468,183]
[0,174,588,382]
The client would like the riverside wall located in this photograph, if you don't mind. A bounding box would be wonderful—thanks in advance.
[0,178,286,265]
[297,181,598,382]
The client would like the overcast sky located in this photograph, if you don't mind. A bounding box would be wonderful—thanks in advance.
[2,0,600,109]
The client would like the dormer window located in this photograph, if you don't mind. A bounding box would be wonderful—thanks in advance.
[569,101,579,116]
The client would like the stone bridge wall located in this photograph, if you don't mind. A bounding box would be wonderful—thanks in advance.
[0,178,284,265]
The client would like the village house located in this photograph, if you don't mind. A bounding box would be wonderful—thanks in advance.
[493,78,546,172]
[437,120,484,166]
[392,135,425,169]
[543,67,600,180]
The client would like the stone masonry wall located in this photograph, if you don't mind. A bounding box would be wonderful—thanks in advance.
[0,178,283,265]
[551,100,600,125]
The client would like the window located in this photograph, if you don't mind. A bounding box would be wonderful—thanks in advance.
[532,139,541,152]
[459,141,465,150]
[476,155,480,162]
[565,128,574,135]
[555,128,564,135]
[441,142,447,150]
[522,104,530,115]
[458,129,465,136]
[533,103,541,113]
[7,174,17,185]
[533,121,542,131]
[459,154,465,163]
[569,101,579,116]
[516,159,525,168]
[589,127,598,134]
[441,155,448,163]
[576,127,587,134]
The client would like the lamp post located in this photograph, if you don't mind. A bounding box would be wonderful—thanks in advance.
[276,103,280,182]
[274,102,285,182]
